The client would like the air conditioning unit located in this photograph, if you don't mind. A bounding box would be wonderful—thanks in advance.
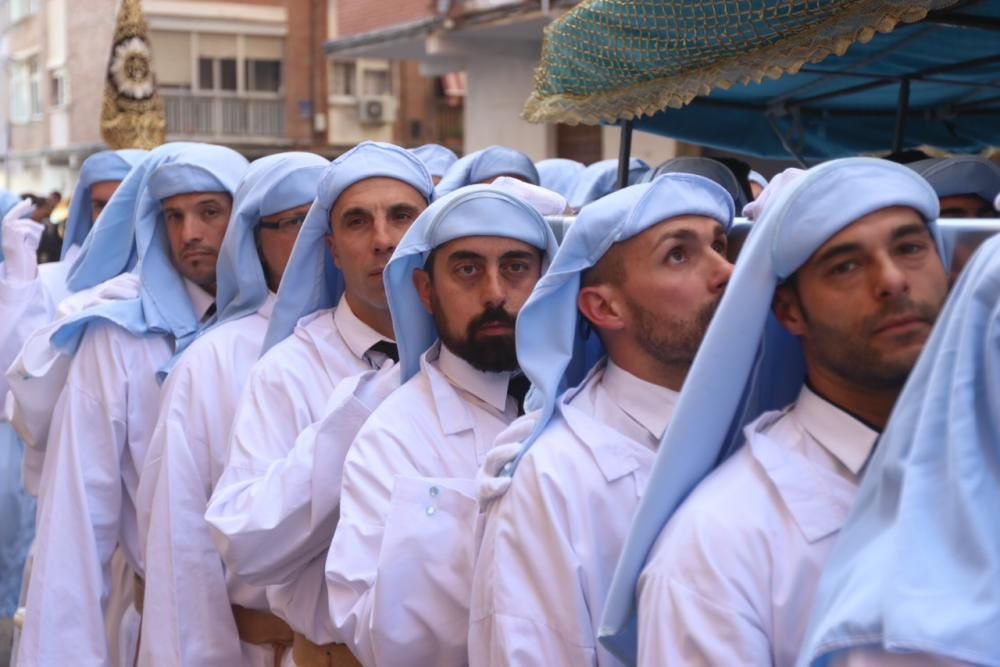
[358,96,396,124]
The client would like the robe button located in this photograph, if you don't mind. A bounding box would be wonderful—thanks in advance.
[429,486,439,497]
[426,506,437,516]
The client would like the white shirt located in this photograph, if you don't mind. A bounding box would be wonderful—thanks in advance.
[636,386,879,667]
[325,342,518,667]
[183,278,216,324]
[469,359,677,667]
[206,297,390,583]
[135,295,276,667]
[17,319,172,667]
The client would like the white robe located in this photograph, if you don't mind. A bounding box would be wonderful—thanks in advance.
[636,386,878,667]
[0,247,76,410]
[16,320,172,667]
[135,296,278,667]
[325,342,518,667]
[206,299,391,589]
[469,359,677,667]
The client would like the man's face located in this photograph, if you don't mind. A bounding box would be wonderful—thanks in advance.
[775,206,948,391]
[939,194,996,219]
[162,192,233,294]
[413,236,543,373]
[258,203,310,292]
[325,178,426,319]
[90,181,122,223]
[583,216,732,374]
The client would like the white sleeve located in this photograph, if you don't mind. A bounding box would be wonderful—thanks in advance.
[469,451,598,667]
[325,422,479,667]
[0,268,54,409]
[636,518,772,667]
[17,330,126,667]
[136,367,243,667]
[206,370,373,587]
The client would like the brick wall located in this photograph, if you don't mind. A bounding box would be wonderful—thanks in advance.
[336,0,434,38]
[285,0,328,146]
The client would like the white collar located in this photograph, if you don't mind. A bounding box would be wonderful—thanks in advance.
[183,278,215,322]
[333,293,392,360]
[258,291,278,320]
[436,343,512,413]
[601,360,679,441]
[795,384,879,476]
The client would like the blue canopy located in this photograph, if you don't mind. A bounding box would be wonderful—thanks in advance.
[527,1,1000,160]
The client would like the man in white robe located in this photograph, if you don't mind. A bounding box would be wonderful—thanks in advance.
[410,143,457,185]
[204,141,434,664]
[468,173,735,666]
[16,143,248,667]
[1,149,146,496]
[597,159,951,666]
[135,152,327,667]
[324,185,558,666]
[797,240,1000,667]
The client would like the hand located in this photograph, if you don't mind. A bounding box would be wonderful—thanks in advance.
[2,199,43,281]
[741,167,806,221]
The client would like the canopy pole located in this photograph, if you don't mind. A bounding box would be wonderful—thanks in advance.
[892,78,911,153]
[617,119,634,190]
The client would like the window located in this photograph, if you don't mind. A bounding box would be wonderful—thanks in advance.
[331,61,356,96]
[9,61,29,124]
[362,68,391,96]
[245,59,281,93]
[9,0,39,22]
[198,57,214,90]
[28,57,42,117]
[220,59,237,91]
[50,68,68,108]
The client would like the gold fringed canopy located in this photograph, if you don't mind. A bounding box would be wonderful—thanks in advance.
[523,0,955,125]
[101,0,166,149]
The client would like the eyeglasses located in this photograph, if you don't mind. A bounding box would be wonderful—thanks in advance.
[259,214,306,235]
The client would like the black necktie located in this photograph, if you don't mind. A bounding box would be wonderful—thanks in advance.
[508,373,531,417]
[368,340,399,364]
[202,302,217,323]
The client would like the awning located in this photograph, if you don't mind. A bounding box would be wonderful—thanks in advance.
[525,0,1000,160]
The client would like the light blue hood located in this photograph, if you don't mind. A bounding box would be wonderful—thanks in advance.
[51,143,249,365]
[60,149,148,260]
[261,141,434,353]
[384,184,559,383]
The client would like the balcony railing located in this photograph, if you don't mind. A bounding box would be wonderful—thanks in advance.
[162,90,286,142]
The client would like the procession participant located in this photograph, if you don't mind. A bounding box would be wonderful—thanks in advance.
[909,156,1000,281]
[468,173,734,666]
[2,150,147,494]
[435,145,539,197]
[410,143,458,185]
[325,185,558,666]
[16,143,248,667]
[136,152,327,667]
[535,158,585,199]
[597,158,949,666]
[647,156,750,211]
[748,169,768,198]
[797,232,1000,667]
[204,141,433,664]
[567,158,650,211]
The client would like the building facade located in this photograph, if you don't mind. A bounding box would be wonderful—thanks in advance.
[325,0,679,165]
[0,0,406,192]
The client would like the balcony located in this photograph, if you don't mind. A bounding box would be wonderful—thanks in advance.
[162,90,287,144]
